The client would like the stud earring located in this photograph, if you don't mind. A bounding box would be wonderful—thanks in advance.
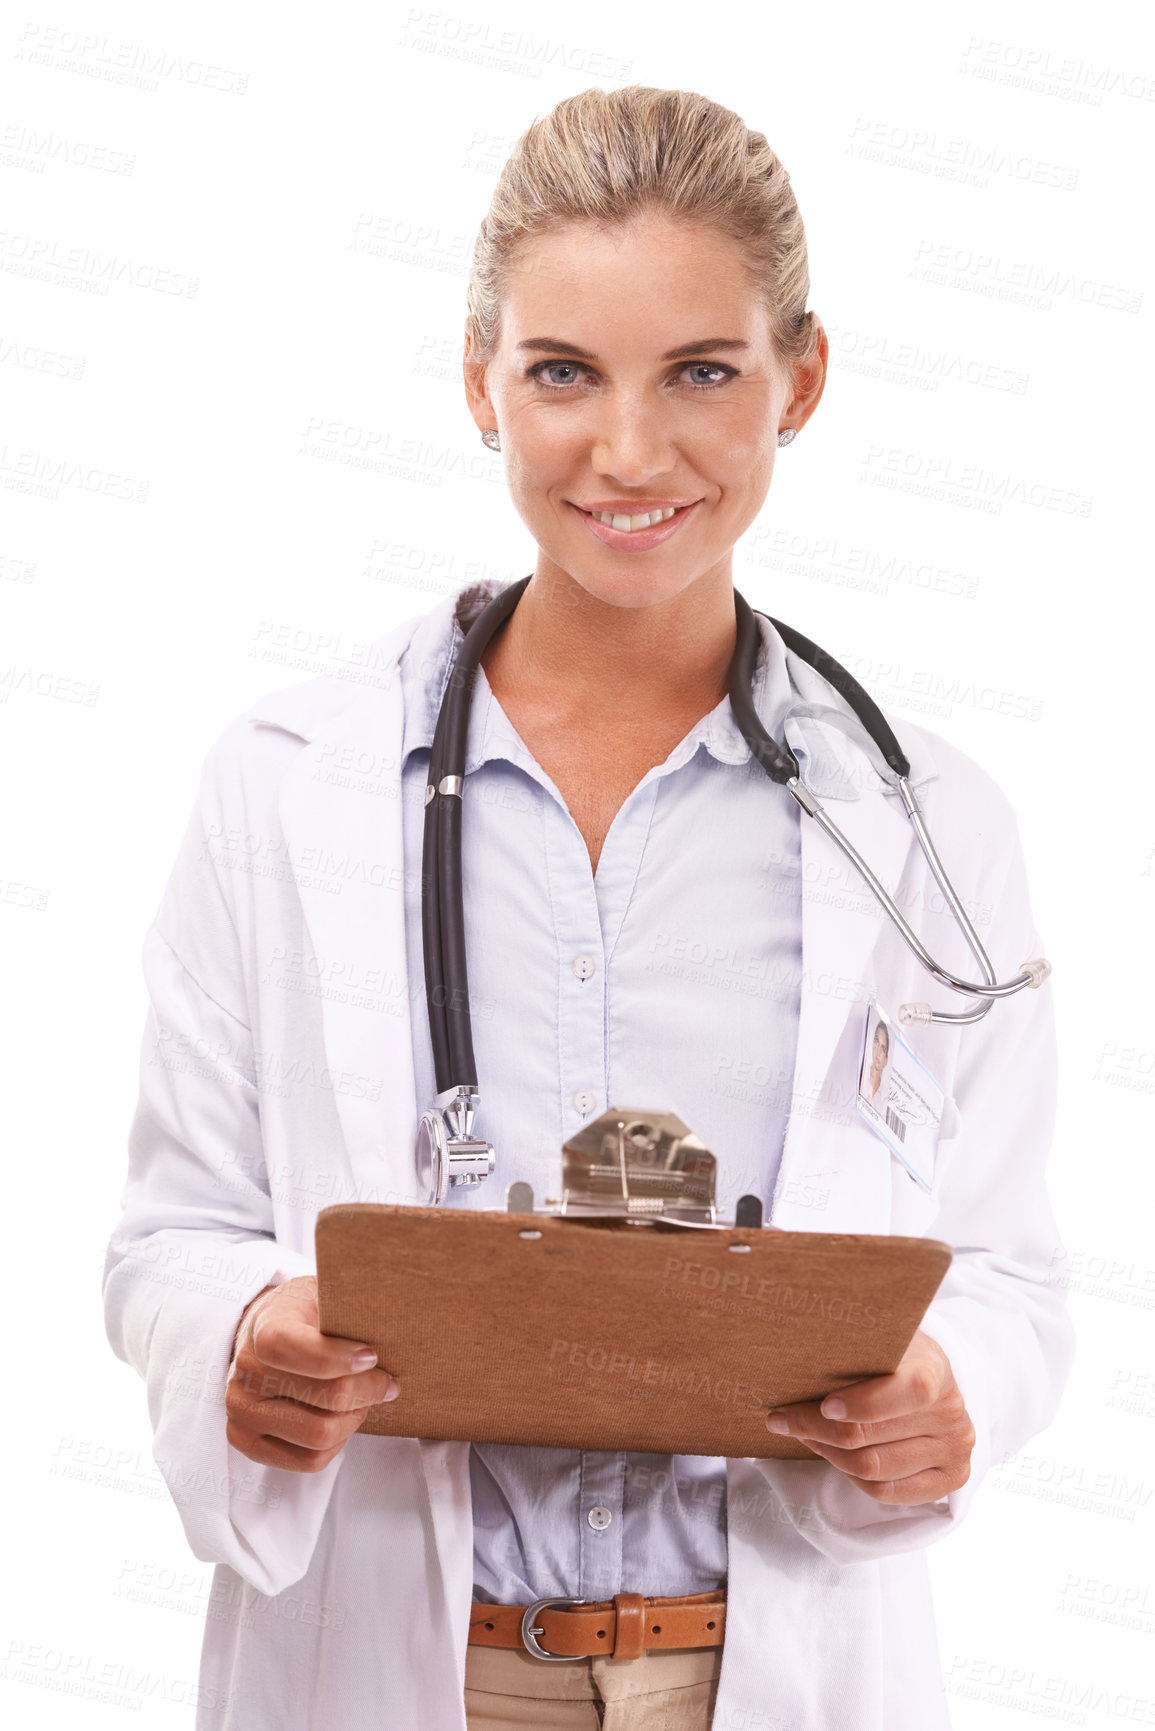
[777,428,797,447]
[481,429,501,451]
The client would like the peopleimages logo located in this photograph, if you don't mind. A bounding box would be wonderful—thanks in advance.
[547,1338,769,1409]
[859,444,1093,518]
[847,117,1079,190]
[958,36,1155,104]
[661,1257,891,1327]
[912,239,1142,315]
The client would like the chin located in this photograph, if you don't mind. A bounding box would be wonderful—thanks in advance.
[564,568,706,612]
[540,540,726,613]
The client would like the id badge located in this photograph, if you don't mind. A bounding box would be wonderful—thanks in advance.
[856,1002,944,1192]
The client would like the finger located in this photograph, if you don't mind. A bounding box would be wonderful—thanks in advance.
[819,1369,938,1425]
[226,1418,348,1475]
[796,1433,944,1484]
[766,1401,947,1449]
[250,1286,378,1380]
[233,1361,400,1412]
[231,1393,372,1455]
[816,1340,948,1426]
[839,1461,970,1505]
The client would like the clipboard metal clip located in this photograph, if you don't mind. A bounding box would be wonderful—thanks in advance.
[507,1108,765,1231]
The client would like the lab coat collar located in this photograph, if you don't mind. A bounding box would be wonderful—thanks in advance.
[245,578,938,795]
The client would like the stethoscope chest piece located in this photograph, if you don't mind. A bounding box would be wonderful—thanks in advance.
[416,1090,495,1205]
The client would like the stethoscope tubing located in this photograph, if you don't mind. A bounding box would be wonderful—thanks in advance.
[421,578,1045,1094]
[423,576,529,1093]
[728,591,1034,1027]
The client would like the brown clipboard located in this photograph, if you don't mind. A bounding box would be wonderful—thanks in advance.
[314,1204,952,1460]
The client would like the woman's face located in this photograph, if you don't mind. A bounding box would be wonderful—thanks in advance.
[873,1025,889,1068]
[464,210,827,611]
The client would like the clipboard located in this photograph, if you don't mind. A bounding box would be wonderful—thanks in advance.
[315,1204,952,1459]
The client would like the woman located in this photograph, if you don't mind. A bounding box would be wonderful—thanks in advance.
[869,1019,891,1102]
[103,87,1073,1730]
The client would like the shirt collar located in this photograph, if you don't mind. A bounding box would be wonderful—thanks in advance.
[399,579,861,799]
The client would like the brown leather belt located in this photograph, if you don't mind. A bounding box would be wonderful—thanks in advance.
[469,1589,726,1662]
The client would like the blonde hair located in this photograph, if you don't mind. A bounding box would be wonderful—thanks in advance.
[466,85,818,377]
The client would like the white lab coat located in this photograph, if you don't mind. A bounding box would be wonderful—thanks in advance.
[104,591,1074,1731]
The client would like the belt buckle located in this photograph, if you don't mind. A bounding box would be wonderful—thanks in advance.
[520,1596,589,1662]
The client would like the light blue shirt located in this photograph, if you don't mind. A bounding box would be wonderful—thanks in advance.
[399,583,804,1605]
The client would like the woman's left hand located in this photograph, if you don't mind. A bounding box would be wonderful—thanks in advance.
[764,1330,976,1506]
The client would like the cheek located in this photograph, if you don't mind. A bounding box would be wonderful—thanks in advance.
[714,444,776,513]
[503,415,578,488]
[709,425,776,484]
[706,387,779,466]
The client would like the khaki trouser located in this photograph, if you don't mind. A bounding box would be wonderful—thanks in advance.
[463,1640,723,1729]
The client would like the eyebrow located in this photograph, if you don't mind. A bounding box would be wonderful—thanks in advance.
[515,337,750,362]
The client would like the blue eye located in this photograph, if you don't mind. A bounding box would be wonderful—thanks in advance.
[530,361,585,388]
[526,360,736,392]
[683,363,733,390]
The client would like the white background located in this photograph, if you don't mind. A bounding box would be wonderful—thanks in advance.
[2,0,1153,1724]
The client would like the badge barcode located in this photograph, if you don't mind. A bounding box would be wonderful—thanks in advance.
[884,1106,907,1144]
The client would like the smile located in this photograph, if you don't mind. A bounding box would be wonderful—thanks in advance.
[570,499,702,549]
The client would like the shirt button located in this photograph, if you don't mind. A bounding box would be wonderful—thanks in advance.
[572,1090,596,1115]
[572,955,597,981]
[587,1506,613,1531]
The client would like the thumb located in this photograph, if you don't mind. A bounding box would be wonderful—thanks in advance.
[250,1278,377,1377]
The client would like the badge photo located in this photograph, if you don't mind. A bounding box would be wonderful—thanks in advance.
[855,1002,945,1192]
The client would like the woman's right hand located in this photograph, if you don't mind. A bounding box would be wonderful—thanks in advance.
[225,1276,400,1472]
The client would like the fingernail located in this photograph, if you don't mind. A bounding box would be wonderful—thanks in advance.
[821,1398,846,1419]
[351,1349,377,1371]
[379,1379,400,1402]
[766,1413,789,1434]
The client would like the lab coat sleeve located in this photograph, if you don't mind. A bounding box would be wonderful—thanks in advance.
[102,721,347,1598]
[907,799,1074,1524]
[750,781,1074,1562]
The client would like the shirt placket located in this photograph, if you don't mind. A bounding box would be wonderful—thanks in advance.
[541,777,672,1599]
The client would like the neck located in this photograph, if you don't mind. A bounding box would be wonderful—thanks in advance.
[481,556,740,724]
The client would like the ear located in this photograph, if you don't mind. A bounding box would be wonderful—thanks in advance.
[782,315,829,433]
[463,319,495,436]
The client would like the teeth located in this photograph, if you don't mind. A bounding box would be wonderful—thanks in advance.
[591,506,681,531]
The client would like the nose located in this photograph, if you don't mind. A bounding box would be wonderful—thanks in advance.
[588,390,678,487]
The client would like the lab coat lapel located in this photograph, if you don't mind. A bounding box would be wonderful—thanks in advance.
[263,624,423,1207]
[258,619,474,1675]
[769,647,937,1234]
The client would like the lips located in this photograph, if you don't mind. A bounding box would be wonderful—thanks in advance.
[570,497,702,551]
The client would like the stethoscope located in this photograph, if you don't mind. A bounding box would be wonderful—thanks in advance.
[416,576,1051,1205]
